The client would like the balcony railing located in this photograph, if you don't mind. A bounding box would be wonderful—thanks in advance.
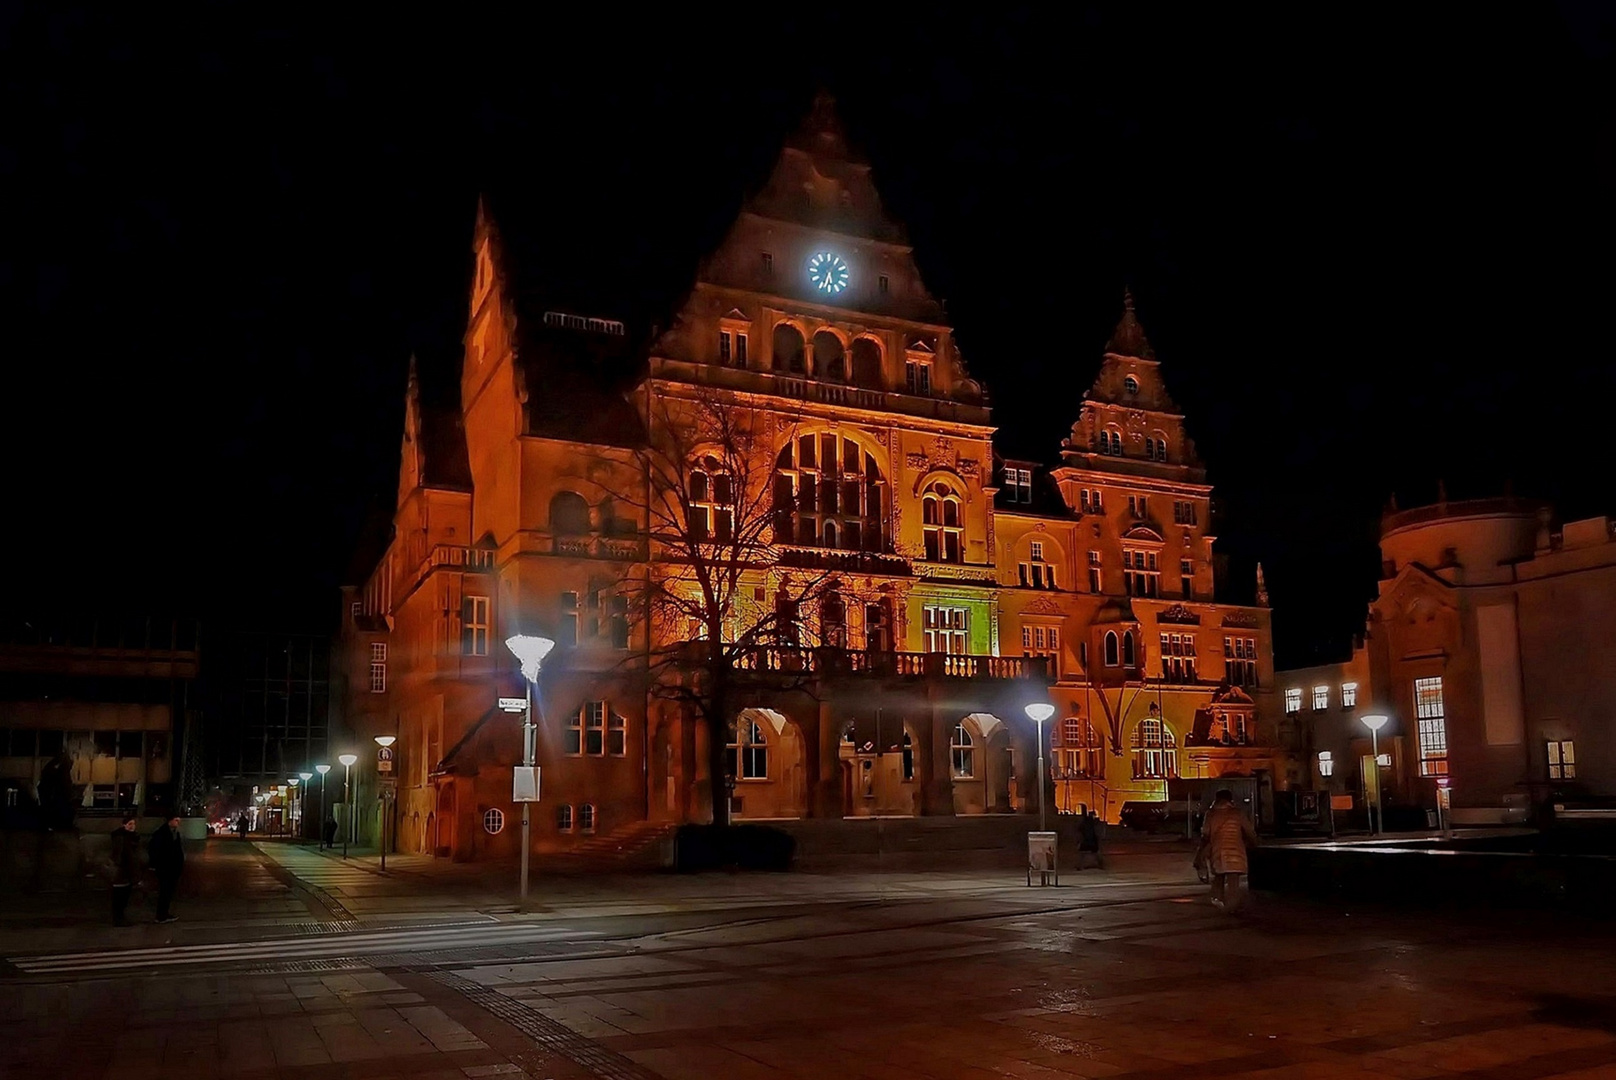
[774,545,912,576]
[552,535,648,560]
[726,645,1045,681]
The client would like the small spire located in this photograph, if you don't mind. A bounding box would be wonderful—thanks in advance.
[1105,288,1156,359]
[406,353,420,398]
[1255,562,1270,607]
[1437,478,1448,506]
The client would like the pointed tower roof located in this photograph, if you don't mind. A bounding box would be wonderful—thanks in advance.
[782,89,865,165]
[1104,289,1156,360]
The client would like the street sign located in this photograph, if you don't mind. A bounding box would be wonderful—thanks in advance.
[377,745,395,775]
[498,697,527,713]
[1027,831,1058,887]
[513,766,541,803]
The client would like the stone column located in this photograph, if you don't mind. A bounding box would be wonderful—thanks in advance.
[813,699,841,818]
[922,703,956,816]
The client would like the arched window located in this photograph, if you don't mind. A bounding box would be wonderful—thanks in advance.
[1124,375,1140,395]
[688,455,733,541]
[549,491,591,535]
[1122,631,1136,668]
[1132,719,1177,779]
[726,719,769,779]
[1111,430,1124,455]
[579,803,596,833]
[850,337,883,387]
[772,323,806,373]
[820,591,846,648]
[864,598,893,652]
[1146,433,1169,462]
[1059,717,1102,778]
[922,482,963,562]
[556,804,574,832]
[1103,630,1119,667]
[773,434,885,552]
[813,330,846,381]
[950,723,975,778]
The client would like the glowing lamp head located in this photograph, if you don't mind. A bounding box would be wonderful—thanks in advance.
[287,778,299,787]
[1023,702,1056,725]
[1318,751,1334,777]
[1360,713,1389,733]
[374,735,397,748]
[505,634,556,684]
[315,764,331,775]
[338,753,358,768]
[299,772,313,782]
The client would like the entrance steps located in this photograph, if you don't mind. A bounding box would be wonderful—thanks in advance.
[542,819,678,873]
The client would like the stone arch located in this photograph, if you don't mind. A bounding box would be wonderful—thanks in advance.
[850,335,883,387]
[772,322,807,373]
[549,490,591,535]
[726,707,808,820]
[811,329,847,380]
[772,428,888,553]
[953,713,1012,815]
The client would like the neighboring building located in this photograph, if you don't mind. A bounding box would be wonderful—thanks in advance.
[1279,496,1616,823]
[334,95,1283,860]
[207,630,332,832]
[0,615,200,824]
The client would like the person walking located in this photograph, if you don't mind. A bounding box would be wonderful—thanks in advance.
[1199,789,1260,911]
[1076,810,1103,870]
[235,812,249,840]
[108,811,139,926]
[148,813,185,923]
[322,812,339,850]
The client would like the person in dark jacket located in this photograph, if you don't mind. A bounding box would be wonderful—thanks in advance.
[322,813,339,850]
[148,814,185,923]
[109,812,140,926]
[235,812,250,840]
[1076,810,1103,869]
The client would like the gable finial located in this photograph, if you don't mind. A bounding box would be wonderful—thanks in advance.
[1105,287,1155,359]
[1255,561,1269,607]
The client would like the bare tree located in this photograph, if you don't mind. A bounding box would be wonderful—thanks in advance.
[608,385,845,827]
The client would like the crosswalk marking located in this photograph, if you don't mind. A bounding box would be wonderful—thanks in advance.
[7,922,601,975]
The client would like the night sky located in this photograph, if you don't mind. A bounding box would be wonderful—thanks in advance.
[8,6,1615,664]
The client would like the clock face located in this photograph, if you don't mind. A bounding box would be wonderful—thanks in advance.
[807,252,850,295]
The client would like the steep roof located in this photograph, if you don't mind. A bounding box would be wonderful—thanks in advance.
[1104,288,1156,360]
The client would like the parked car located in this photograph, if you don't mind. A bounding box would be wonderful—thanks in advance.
[1119,799,1192,834]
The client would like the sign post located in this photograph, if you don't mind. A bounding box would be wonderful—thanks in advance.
[1028,831,1058,886]
[374,736,397,871]
[499,636,554,915]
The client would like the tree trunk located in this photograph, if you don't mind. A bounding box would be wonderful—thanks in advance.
[706,680,732,829]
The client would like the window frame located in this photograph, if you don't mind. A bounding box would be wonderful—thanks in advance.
[950,723,975,779]
[1547,739,1576,780]
[923,605,969,655]
[1284,687,1302,714]
[369,642,387,694]
[1312,685,1330,711]
[462,595,490,656]
[1413,676,1449,777]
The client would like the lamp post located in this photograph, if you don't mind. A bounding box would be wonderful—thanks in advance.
[1024,702,1056,832]
[506,634,556,911]
[287,778,300,839]
[298,772,313,842]
[1360,714,1388,835]
[374,735,396,871]
[315,764,331,848]
[338,753,358,858]
[1318,752,1335,837]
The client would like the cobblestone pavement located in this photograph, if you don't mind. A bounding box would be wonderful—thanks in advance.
[4,838,1616,1079]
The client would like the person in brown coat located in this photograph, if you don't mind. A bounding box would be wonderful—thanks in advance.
[1198,789,1260,911]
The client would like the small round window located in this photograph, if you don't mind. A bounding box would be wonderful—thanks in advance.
[1124,375,1140,395]
[483,808,505,835]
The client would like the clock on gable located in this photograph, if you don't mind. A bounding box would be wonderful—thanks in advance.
[807,252,850,295]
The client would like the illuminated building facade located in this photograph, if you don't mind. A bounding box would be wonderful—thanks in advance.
[335,96,1282,859]
[1281,496,1616,824]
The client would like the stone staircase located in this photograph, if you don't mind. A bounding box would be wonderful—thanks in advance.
[542,819,678,873]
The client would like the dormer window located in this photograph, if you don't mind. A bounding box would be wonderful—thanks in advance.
[1124,375,1139,395]
[1003,467,1032,504]
[761,252,774,275]
[1100,427,1123,455]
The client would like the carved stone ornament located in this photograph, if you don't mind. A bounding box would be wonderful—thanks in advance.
[1158,603,1200,625]
[906,452,930,470]
[958,459,981,479]
[1022,595,1064,616]
[1222,611,1259,628]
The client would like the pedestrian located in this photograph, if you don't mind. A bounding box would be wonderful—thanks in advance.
[108,811,139,926]
[235,812,249,840]
[148,813,185,923]
[322,813,339,850]
[1199,788,1260,911]
[1076,810,1103,869]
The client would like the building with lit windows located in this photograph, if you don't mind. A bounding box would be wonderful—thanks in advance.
[1279,495,1616,825]
[334,95,1285,860]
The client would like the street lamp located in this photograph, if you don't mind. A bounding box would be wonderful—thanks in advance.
[287,778,300,839]
[374,735,396,871]
[1360,714,1388,835]
[298,773,313,842]
[315,764,331,849]
[506,634,556,910]
[338,753,359,858]
[1024,702,1055,832]
[1318,752,1335,837]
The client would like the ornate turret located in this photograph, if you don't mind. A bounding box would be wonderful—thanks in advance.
[1104,288,1156,360]
[1256,562,1269,607]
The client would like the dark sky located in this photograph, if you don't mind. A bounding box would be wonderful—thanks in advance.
[6,6,1615,663]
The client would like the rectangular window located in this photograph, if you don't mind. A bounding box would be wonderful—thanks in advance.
[608,712,627,757]
[564,710,583,755]
[1123,548,1160,597]
[1173,501,1199,526]
[1024,625,1060,677]
[1224,636,1257,687]
[1180,558,1194,598]
[369,642,387,693]
[1313,685,1330,710]
[1341,681,1358,708]
[735,333,748,365]
[1159,632,1197,682]
[609,595,630,649]
[761,252,773,274]
[1015,469,1032,503]
[1088,550,1102,593]
[1029,540,1044,561]
[923,606,968,654]
[878,274,890,294]
[1128,494,1149,519]
[1547,740,1576,780]
[1285,687,1302,714]
[461,596,490,656]
[719,331,732,364]
[559,591,579,648]
[1413,676,1449,776]
[905,361,932,395]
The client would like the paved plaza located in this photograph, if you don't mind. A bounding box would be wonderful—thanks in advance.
[4,837,1616,1079]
